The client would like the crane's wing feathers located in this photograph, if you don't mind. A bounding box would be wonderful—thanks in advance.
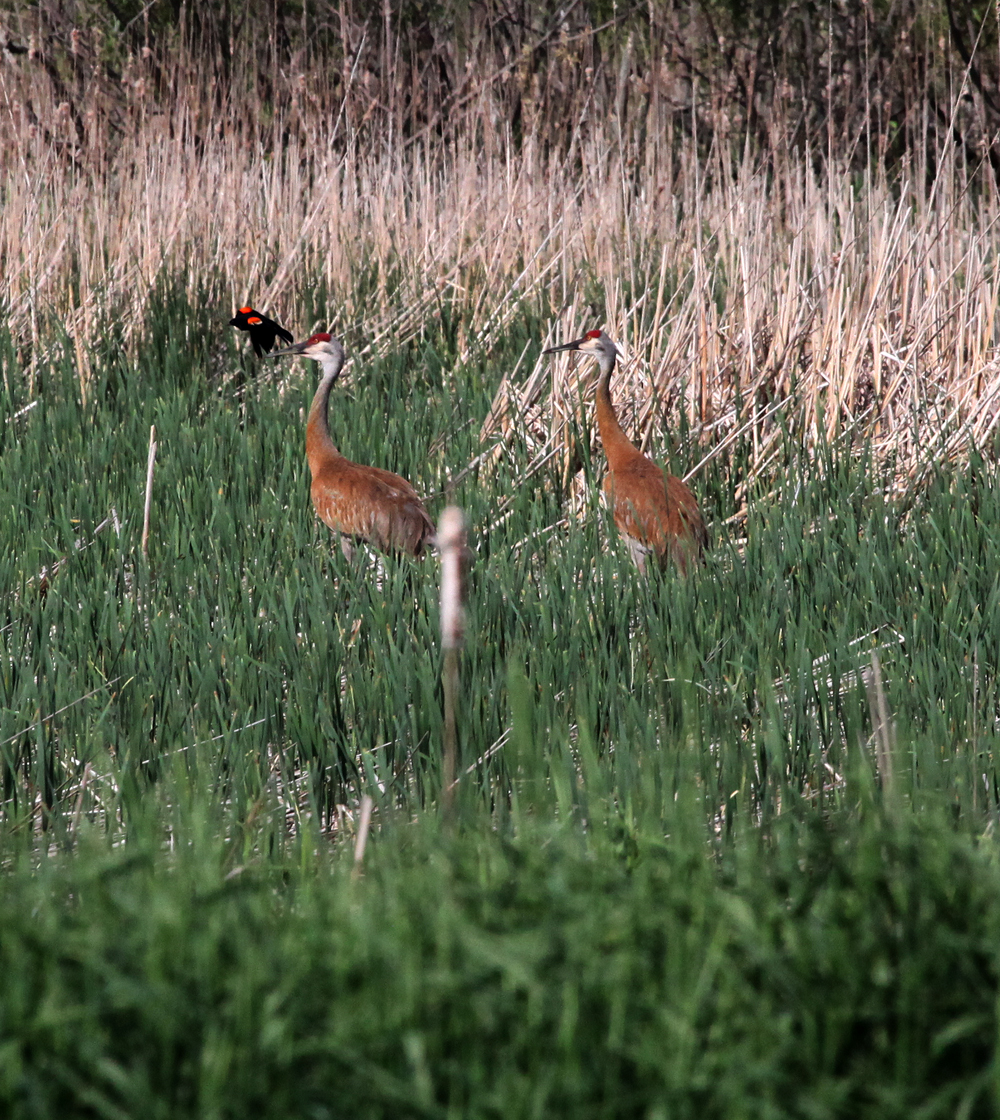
[603,459,705,573]
[363,464,426,504]
[311,458,434,557]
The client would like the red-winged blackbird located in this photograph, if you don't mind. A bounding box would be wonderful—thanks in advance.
[229,306,293,358]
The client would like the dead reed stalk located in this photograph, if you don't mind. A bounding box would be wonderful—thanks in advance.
[438,506,467,817]
[141,424,156,560]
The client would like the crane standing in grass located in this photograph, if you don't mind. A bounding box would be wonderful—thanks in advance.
[270,333,435,560]
[544,329,707,575]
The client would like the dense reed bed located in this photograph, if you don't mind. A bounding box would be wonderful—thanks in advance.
[2,0,999,485]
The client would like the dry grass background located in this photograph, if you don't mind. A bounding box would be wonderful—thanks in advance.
[2,0,999,497]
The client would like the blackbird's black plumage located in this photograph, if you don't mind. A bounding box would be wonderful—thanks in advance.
[229,306,293,358]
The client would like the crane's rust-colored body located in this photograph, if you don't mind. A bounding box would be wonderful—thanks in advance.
[544,329,707,575]
[272,333,435,559]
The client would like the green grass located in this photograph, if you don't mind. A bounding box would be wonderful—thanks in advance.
[2,281,1000,1115]
[0,810,997,1118]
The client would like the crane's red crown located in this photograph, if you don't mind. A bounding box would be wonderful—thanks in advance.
[585,329,602,339]
[306,332,333,345]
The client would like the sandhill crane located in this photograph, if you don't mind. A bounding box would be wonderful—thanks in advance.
[544,329,707,575]
[230,306,294,357]
[271,333,435,559]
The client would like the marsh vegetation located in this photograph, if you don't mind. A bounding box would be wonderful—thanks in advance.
[2,2,1000,1114]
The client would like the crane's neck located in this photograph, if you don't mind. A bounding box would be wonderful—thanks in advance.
[306,356,344,474]
[594,356,641,470]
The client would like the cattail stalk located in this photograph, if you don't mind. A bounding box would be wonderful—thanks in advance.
[438,506,467,817]
[352,794,374,879]
[867,651,898,814]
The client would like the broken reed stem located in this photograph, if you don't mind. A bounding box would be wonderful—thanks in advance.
[141,424,157,560]
[867,651,898,815]
[438,506,467,819]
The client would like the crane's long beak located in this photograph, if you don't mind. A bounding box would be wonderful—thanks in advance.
[542,336,588,354]
[269,340,310,358]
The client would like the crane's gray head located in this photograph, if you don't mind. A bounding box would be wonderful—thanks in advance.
[543,329,624,367]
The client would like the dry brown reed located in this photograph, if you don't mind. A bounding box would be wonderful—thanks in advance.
[1,3,998,490]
